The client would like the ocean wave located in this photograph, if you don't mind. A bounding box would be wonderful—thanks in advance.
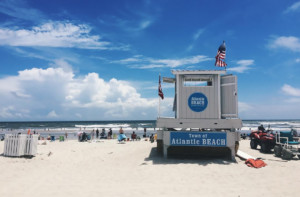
[1,120,300,132]
[75,124,130,128]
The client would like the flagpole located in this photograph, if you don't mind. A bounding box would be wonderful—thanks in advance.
[158,94,160,118]
[158,73,161,118]
[224,40,227,71]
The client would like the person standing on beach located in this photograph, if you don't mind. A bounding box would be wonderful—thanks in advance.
[119,127,124,134]
[108,128,112,139]
[143,128,147,138]
[65,132,68,140]
[96,129,99,139]
[258,124,265,132]
[91,129,95,140]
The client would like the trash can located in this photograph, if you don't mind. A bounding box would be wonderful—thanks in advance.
[51,136,55,141]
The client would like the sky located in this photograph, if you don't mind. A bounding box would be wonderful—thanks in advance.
[0,0,300,121]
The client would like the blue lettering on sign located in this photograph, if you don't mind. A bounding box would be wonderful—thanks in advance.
[188,92,208,112]
[170,132,227,147]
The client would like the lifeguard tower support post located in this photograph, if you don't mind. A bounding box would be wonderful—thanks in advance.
[156,70,242,160]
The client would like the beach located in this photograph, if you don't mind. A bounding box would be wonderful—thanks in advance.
[0,139,299,197]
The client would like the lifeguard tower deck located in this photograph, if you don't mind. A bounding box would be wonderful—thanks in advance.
[156,70,242,160]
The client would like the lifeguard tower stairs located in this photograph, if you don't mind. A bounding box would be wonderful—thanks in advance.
[156,70,242,160]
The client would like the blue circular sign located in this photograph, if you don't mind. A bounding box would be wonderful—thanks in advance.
[188,92,208,112]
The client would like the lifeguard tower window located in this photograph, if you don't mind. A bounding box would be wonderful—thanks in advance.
[183,75,213,87]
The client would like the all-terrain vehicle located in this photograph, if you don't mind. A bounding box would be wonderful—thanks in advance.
[274,130,300,160]
[250,129,276,153]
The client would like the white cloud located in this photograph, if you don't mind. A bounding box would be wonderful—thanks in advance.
[159,97,175,117]
[0,0,45,22]
[227,59,254,73]
[281,84,300,104]
[238,85,300,119]
[0,67,158,120]
[75,113,82,118]
[0,106,29,119]
[10,91,31,99]
[49,59,73,72]
[284,98,300,103]
[269,36,300,52]
[238,102,253,113]
[99,8,156,33]
[238,102,300,119]
[117,55,143,63]
[47,110,58,118]
[236,60,254,67]
[281,84,300,97]
[119,55,212,69]
[237,89,300,119]
[152,55,210,68]
[0,22,111,49]
[284,2,300,13]
[186,44,194,51]
[193,28,205,40]
[186,28,205,51]
[139,20,152,30]
[131,64,165,69]
[145,83,174,90]
[296,58,300,63]
[0,106,14,119]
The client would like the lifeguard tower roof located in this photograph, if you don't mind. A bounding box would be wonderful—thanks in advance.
[171,70,226,75]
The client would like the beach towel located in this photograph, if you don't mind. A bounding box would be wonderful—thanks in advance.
[245,159,267,168]
[118,134,127,142]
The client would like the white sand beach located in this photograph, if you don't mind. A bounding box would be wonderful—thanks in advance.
[0,139,299,197]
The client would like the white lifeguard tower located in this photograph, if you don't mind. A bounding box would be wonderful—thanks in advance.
[156,70,242,160]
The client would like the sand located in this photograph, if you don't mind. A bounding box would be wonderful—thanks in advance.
[0,139,299,197]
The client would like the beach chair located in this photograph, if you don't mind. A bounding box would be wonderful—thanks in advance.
[59,136,64,142]
[51,136,55,142]
[274,131,300,160]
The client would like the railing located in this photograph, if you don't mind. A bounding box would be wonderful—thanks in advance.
[4,134,38,157]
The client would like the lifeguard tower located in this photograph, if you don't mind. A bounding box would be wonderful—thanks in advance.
[156,70,242,160]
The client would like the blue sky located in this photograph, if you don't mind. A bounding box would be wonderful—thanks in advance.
[1,0,300,121]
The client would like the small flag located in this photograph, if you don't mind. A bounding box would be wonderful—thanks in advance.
[215,41,227,67]
[158,75,164,100]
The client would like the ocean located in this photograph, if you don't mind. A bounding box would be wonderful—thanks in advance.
[1,119,300,139]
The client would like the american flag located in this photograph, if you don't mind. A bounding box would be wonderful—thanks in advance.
[158,75,164,100]
[215,41,227,67]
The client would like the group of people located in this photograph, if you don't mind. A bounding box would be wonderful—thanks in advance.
[91,128,113,139]
[118,127,150,142]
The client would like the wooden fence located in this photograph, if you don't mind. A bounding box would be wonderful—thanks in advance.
[4,134,38,157]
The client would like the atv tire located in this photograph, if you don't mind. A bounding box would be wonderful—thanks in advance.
[261,142,270,153]
[250,139,257,149]
[274,145,282,157]
[282,148,294,160]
